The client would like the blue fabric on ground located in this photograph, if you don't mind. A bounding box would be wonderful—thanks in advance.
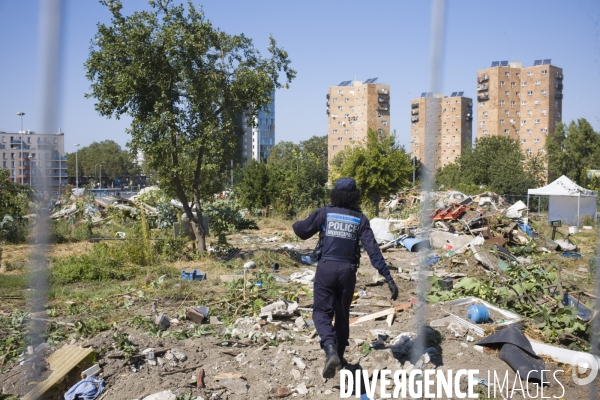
[518,224,534,238]
[64,376,105,400]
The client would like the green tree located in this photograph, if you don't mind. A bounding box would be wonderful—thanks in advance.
[85,0,295,252]
[0,169,32,243]
[66,140,137,185]
[233,160,271,215]
[331,129,412,215]
[546,119,600,185]
[436,136,542,195]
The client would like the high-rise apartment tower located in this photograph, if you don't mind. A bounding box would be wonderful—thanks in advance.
[476,60,563,155]
[238,93,276,163]
[327,78,390,163]
[409,92,473,170]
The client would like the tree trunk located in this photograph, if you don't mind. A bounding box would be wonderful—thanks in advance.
[372,195,381,216]
[192,194,206,252]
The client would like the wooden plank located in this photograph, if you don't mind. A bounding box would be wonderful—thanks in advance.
[349,303,411,326]
[386,313,394,327]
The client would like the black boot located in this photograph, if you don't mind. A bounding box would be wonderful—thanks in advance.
[336,346,347,370]
[322,344,340,378]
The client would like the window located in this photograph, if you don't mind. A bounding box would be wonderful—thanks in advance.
[442,136,447,139]
[332,145,338,150]
[526,148,532,153]
[333,129,338,134]
[338,121,343,126]
[344,113,349,118]
[527,91,533,96]
[522,82,527,87]
[332,98,338,103]
[505,72,510,77]
[541,69,547,75]
[541,128,548,133]
[526,129,532,134]
[505,110,509,115]
[527,71,533,77]
[455,114,459,119]
[337,137,342,142]
[534,100,540,105]
[344,145,349,149]
[377,129,383,134]
[504,129,509,134]
[556,111,561,117]
[349,106,354,110]
[338,106,343,110]
[541,89,547,95]
[516,111,520,116]
[516,73,521,78]
[534,138,540,143]
[338,90,343,95]
[349,90,354,96]
[555,101,559,107]
[511,82,516,88]
[382,121,388,126]
[500,81,505,87]
[500,119,505,125]
[378,112,382,117]
[520,139,526,143]
[500,100,505,106]
[527,110,533,116]
[480,121,485,126]
[541,109,547,115]
[505,91,510,96]
[483,130,488,136]
[516,92,520,98]
[535,80,541,86]
[451,107,456,111]
[344,129,349,134]
[511,101,516,107]
[521,101,527,106]
[344,98,349,103]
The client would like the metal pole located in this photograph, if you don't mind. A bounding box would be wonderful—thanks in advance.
[99,164,102,189]
[537,196,540,216]
[74,144,80,189]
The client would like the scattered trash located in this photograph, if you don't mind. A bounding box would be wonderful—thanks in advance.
[64,377,105,400]
[562,252,582,259]
[467,304,490,324]
[81,364,101,379]
[154,313,170,331]
[142,390,176,400]
[180,269,207,281]
[259,300,298,319]
[243,261,256,270]
[186,306,209,324]
[22,345,95,400]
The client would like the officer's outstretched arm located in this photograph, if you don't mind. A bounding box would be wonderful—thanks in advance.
[292,210,322,240]
[359,217,398,300]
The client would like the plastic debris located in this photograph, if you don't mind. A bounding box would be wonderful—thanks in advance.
[64,377,105,400]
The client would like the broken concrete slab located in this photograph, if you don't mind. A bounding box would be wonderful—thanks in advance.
[259,300,298,319]
[141,390,176,400]
[220,378,248,395]
[430,231,474,250]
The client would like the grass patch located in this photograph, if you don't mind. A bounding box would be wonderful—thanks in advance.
[0,273,28,295]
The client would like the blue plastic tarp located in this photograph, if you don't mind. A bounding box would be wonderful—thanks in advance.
[64,377,105,400]
[518,224,534,238]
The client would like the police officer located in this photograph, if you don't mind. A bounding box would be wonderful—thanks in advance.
[292,177,399,378]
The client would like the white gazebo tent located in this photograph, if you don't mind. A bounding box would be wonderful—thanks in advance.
[527,175,597,226]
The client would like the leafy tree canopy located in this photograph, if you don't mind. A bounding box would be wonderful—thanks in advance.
[85,0,295,251]
[546,119,600,187]
[435,135,544,195]
[331,129,412,215]
[66,140,138,181]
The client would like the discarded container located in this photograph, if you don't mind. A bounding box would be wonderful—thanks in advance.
[426,256,441,267]
[467,304,490,324]
[403,238,431,253]
[568,226,578,235]
[271,262,280,272]
[441,277,453,291]
[243,261,256,270]
[180,270,207,281]
[561,252,582,259]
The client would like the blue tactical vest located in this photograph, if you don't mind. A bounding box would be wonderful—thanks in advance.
[320,206,362,264]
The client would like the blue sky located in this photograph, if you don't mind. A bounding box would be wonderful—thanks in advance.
[1,0,599,154]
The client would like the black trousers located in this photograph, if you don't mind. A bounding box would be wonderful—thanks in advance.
[313,259,357,349]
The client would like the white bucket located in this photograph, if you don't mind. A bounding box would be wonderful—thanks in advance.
[568,226,578,234]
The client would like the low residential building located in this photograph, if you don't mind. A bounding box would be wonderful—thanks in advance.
[0,129,67,192]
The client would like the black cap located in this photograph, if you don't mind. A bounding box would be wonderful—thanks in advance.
[335,177,357,191]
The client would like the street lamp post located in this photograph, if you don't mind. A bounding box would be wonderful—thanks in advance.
[17,112,25,184]
[74,144,80,188]
[99,164,102,189]
[28,156,32,186]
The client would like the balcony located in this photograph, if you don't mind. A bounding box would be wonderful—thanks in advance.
[378,106,389,111]
[477,93,489,101]
[477,74,488,83]
[555,93,563,99]
[326,93,330,99]
[411,116,419,122]
[411,109,419,115]
[555,83,563,90]
[379,89,389,95]
[378,97,388,103]
[556,73,563,80]
[411,102,419,109]
[477,84,488,91]
[326,109,330,115]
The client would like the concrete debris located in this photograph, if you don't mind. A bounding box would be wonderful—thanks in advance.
[259,300,298,319]
[292,357,306,370]
[154,313,170,331]
[220,378,248,395]
[296,383,308,395]
[141,390,176,400]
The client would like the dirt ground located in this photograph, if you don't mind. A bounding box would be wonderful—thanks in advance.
[1,225,598,399]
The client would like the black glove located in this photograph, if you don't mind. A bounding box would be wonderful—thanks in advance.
[387,279,398,301]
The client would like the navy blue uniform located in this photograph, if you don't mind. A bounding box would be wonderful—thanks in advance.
[293,206,392,350]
